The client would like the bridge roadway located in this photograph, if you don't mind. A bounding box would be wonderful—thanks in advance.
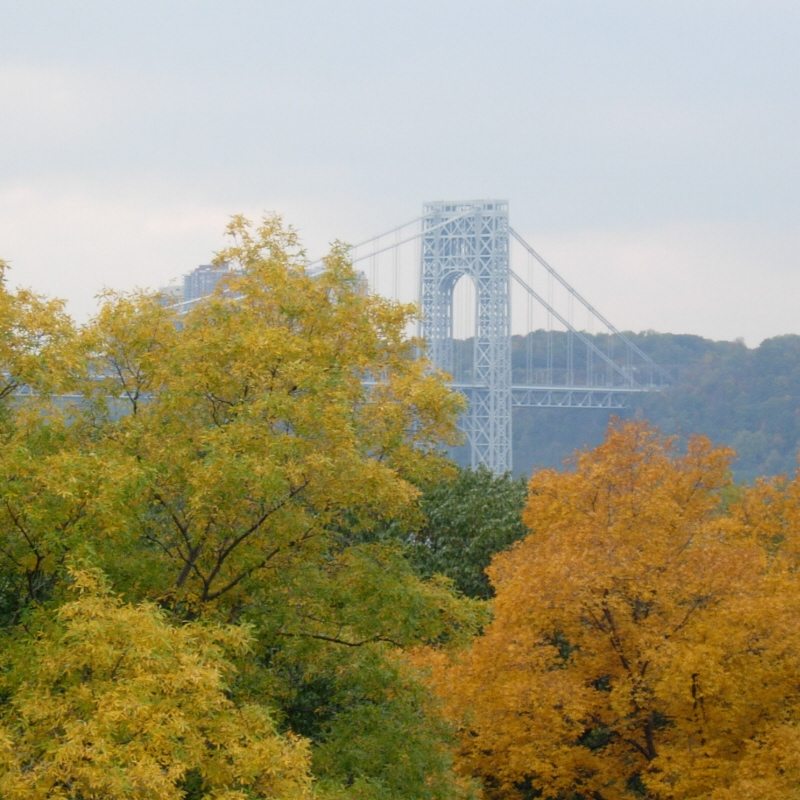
[449,383,654,409]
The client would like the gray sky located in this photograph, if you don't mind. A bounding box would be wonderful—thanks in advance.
[2,1,799,345]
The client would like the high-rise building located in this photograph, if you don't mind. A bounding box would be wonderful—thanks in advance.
[183,264,232,304]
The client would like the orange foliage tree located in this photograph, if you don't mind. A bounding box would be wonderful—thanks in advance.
[424,420,800,800]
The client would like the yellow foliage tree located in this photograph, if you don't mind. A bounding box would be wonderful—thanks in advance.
[0,261,84,625]
[0,259,76,400]
[68,216,465,613]
[0,568,312,800]
[424,420,800,800]
[0,217,480,800]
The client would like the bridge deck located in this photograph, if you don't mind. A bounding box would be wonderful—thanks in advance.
[448,383,663,409]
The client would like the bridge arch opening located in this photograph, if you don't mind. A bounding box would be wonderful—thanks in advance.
[452,273,476,384]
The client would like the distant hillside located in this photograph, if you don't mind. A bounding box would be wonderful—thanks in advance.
[501,331,800,483]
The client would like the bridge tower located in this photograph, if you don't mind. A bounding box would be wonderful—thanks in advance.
[420,200,512,473]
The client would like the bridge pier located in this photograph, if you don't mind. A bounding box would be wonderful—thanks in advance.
[420,200,513,473]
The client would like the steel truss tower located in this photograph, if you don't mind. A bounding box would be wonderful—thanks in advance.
[420,200,512,473]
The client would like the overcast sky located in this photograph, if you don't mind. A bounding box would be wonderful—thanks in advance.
[2,1,799,345]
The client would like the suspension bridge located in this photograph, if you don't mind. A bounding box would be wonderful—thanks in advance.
[335,199,669,474]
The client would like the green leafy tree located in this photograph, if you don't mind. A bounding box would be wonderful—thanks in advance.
[403,466,528,599]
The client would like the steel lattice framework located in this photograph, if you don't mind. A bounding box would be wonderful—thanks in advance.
[420,200,513,472]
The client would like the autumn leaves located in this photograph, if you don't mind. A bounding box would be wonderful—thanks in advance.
[0,568,313,800]
[0,220,477,800]
[426,422,800,800]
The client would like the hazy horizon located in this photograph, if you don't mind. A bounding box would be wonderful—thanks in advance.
[2,1,799,347]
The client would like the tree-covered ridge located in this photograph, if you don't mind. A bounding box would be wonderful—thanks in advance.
[508,330,800,482]
[632,331,800,481]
